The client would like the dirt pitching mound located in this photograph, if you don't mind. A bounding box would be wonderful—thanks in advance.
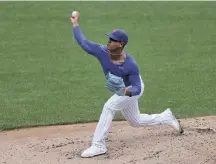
[0,116,216,164]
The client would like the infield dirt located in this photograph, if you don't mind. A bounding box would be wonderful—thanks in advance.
[1,116,216,164]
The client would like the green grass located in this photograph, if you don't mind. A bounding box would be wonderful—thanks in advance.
[0,2,216,130]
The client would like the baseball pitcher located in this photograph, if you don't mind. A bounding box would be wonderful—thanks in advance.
[70,11,183,158]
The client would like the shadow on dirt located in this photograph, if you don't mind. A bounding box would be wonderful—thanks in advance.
[196,128,216,134]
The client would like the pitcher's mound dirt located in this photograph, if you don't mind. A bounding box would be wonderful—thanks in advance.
[0,116,216,164]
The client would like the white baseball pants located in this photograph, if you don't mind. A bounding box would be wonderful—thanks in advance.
[92,77,169,148]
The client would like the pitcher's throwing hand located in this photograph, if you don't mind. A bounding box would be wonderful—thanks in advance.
[70,11,80,27]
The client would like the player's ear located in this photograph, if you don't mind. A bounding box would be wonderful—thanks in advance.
[120,42,126,49]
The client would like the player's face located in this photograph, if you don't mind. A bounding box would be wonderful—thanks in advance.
[107,38,122,50]
[107,38,123,60]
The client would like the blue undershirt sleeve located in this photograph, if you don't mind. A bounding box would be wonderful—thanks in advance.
[128,64,142,96]
[72,26,101,58]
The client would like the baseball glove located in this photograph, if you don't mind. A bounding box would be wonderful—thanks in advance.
[105,72,126,96]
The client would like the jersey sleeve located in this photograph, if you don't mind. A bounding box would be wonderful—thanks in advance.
[72,26,102,58]
[127,63,142,96]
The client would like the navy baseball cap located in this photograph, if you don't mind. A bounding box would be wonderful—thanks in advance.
[105,29,128,46]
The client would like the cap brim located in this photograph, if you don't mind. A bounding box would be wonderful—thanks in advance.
[105,33,119,41]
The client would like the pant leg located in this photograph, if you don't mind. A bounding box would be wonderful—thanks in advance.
[92,93,138,148]
[92,76,145,148]
[120,100,168,127]
[120,79,173,127]
[91,100,116,148]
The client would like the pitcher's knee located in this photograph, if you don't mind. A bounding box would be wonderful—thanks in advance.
[104,101,119,112]
[103,103,115,113]
[104,102,112,110]
[128,119,141,127]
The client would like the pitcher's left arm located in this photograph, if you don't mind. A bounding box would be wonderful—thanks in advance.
[124,64,142,97]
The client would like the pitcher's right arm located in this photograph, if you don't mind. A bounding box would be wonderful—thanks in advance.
[72,24,102,59]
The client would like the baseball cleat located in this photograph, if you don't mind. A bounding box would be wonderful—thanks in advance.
[81,145,107,158]
[162,108,184,134]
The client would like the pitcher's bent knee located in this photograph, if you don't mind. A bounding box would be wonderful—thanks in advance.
[103,102,116,113]
[103,100,121,112]
[128,119,141,127]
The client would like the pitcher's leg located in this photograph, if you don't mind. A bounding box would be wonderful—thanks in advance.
[91,106,115,148]
[121,101,182,132]
[81,94,123,158]
[120,101,165,126]
[81,106,115,158]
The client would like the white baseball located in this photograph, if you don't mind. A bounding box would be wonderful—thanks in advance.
[72,11,78,17]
